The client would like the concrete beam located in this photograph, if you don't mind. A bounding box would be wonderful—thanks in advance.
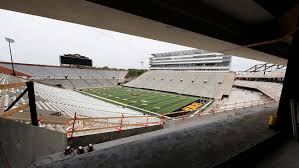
[0,0,287,65]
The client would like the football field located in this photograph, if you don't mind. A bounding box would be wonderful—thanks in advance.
[81,87,199,114]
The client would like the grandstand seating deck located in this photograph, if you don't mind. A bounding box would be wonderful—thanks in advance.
[0,73,162,134]
[0,62,128,80]
[34,83,142,117]
[124,70,235,99]
[234,80,283,101]
[36,78,119,89]
[0,62,127,89]
[0,73,148,117]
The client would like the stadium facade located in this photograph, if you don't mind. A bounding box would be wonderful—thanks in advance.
[149,49,231,71]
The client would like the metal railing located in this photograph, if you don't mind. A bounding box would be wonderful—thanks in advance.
[65,114,165,136]
[208,99,276,114]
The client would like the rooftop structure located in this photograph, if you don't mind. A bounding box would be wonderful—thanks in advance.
[236,63,286,81]
[149,49,231,71]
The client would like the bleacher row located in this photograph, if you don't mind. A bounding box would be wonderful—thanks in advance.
[0,73,141,119]
[0,62,128,80]
[125,70,235,99]
[37,78,118,89]
[34,83,141,117]
[233,80,283,101]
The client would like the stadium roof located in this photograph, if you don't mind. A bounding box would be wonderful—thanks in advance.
[1,0,298,65]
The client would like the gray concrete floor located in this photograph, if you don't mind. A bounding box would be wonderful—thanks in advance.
[253,139,299,168]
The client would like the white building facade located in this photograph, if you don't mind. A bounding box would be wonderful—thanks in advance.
[149,49,231,71]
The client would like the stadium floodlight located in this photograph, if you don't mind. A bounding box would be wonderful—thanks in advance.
[5,37,15,43]
[5,37,16,76]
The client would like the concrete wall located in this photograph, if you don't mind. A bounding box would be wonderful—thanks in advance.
[70,125,162,148]
[0,118,67,168]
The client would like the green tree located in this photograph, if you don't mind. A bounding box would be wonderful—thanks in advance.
[127,69,147,78]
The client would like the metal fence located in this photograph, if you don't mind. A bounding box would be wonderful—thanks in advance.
[208,99,276,114]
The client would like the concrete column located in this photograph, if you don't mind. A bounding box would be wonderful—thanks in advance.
[277,31,299,133]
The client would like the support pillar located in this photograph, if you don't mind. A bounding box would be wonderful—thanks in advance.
[26,81,38,126]
[277,31,299,133]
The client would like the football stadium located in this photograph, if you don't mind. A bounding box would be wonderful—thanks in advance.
[0,55,282,130]
[0,52,285,168]
[1,1,297,167]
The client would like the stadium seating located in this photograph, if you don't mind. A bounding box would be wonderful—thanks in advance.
[34,83,141,117]
[124,70,235,99]
[0,62,128,80]
[0,73,141,118]
[0,62,128,89]
[233,80,283,101]
[37,78,118,89]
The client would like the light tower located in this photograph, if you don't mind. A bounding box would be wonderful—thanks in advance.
[5,37,16,76]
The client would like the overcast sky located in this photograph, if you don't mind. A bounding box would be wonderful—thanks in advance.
[0,9,263,70]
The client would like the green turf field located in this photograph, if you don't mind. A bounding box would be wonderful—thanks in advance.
[81,87,199,114]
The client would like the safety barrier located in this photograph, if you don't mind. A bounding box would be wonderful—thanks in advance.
[208,99,276,114]
[6,109,165,136]
[63,114,165,137]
